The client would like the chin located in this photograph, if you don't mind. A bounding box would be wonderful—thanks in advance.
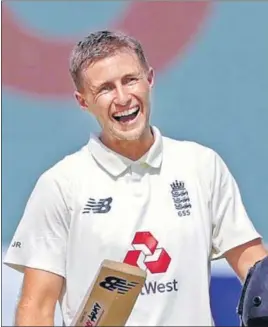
[111,123,146,141]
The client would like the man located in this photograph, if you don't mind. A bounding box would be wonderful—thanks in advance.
[4,30,267,326]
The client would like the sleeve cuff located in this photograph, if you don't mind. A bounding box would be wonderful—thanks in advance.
[210,232,262,261]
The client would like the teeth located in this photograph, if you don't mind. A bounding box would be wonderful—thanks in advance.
[113,106,139,118]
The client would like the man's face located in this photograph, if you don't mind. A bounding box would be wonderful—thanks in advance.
[75,50,154,141]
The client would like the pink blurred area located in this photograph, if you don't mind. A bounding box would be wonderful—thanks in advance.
[2,1,211,96]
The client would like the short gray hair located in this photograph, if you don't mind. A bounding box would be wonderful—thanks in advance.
[69,30,150,90]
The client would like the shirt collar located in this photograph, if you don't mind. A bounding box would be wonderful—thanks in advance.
[87,126,163,176]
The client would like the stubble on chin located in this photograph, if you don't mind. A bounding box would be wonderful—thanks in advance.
[110,122,147,141]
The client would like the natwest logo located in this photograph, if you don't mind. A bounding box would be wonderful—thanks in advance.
[123,231,177,296]
[141,279,178,295]
[123,231,171,274]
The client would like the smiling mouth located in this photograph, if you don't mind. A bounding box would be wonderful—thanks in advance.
[112,106,140,123]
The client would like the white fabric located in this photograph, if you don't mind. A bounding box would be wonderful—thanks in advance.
[4,126,261,326]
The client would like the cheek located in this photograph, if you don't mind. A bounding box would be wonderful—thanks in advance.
[94,97,112,119]
[133,82,150,100]
[136,89,150,105]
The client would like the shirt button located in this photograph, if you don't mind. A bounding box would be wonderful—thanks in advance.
[141,162,149,168]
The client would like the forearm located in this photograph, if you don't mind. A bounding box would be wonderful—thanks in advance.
[15,302,55,326]
[13,268,63,326]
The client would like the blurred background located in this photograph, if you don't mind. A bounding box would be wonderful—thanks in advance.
[2,1,268,325]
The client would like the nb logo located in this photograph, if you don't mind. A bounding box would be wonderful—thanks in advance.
[99,276,138,294]
[82,197,113,214]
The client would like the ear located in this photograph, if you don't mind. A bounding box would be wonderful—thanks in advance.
[74,91,88,111]
[147,67,154,88]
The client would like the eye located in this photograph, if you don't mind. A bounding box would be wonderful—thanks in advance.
[99,84,113,94]
[125,76,138,85]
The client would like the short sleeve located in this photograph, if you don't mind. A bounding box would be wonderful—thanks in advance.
[210,151,262,260]
[3,171,70,277]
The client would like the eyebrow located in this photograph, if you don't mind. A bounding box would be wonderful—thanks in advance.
[92,72,141,92]
[91,81,112,94]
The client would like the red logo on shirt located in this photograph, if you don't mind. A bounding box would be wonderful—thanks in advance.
[123,231,171,274]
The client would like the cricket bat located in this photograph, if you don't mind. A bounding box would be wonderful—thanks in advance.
[70,259,147,326]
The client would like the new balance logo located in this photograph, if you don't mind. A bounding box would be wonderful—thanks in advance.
[170,180,192,217]
[99,276,138,295]
[82,197,113,214]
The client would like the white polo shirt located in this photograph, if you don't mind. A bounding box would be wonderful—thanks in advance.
[4,126,261,326]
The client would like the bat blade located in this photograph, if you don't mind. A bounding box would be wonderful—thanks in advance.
[70,260,147,326]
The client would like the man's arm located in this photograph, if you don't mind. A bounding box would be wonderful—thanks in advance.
[3,171,69,325]
[15,268,64,326]
[208,150,268,325]
[225,238,267,281]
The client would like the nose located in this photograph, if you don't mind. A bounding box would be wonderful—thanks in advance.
[114,85,131,106]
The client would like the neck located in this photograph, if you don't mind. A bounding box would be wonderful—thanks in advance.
[100,127,154,161]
